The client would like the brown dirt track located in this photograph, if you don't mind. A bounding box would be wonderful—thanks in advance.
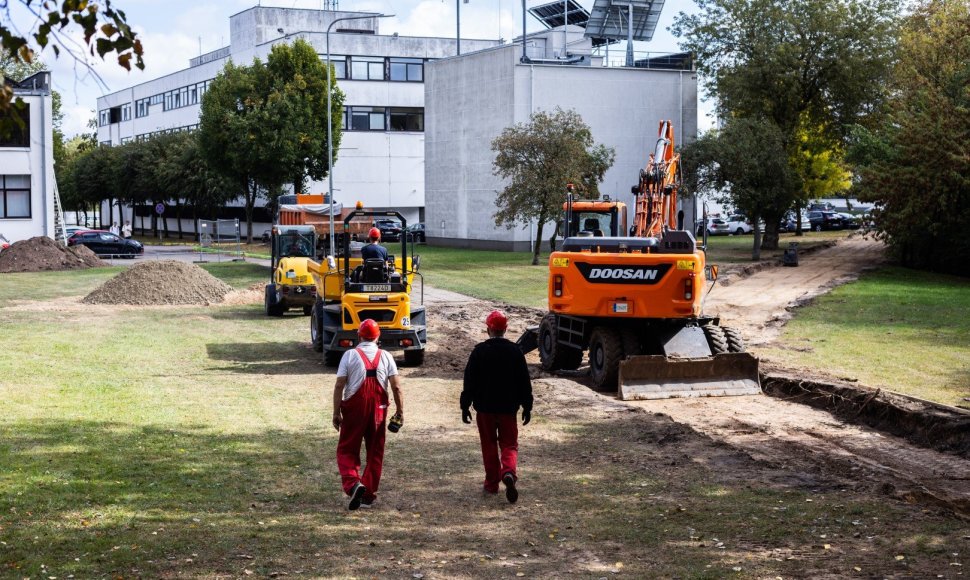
[403,236,969,577]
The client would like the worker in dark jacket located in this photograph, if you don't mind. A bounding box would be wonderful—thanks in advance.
[361,227,389,262]
[460,310,533,503]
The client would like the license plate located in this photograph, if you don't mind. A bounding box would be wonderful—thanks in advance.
[362,284,392,292]
[613,302,629,313]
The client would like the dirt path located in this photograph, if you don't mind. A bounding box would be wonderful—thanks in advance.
[707,236,887,345]
[420,236,970,519]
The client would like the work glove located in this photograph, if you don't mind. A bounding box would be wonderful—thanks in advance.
[522,410,531,426]
[461,409,472,424]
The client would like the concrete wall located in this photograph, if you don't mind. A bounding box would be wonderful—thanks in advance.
[0,74,55,243]
[425,42,698,251]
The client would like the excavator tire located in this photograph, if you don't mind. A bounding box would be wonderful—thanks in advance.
[703,325,729,355]
[722,326,745,353]
[539,314,583,371]
[589,326,624,391]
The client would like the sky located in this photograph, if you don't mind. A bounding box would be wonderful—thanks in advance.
[5,0,703,137]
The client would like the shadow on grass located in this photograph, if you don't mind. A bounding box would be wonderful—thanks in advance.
[2,406,959,579]
[205,341,324,375]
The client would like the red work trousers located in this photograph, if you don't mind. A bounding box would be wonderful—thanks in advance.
[336,352,388,501]
[476,412,518,493]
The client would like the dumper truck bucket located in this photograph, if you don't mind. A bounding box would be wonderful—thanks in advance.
[618,352,761,400]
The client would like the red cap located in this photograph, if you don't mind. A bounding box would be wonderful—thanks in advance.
[485,310,508,332]
[368,227,381,241]
[358,319,380,340]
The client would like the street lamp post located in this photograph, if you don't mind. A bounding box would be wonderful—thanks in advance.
[325,13,393,256]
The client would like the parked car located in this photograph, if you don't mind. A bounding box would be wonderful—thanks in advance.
[808,201,836,212]
[838,213,860,229]
[64,226,86,237]
[724,214,754,235]
[781,211,811,232]
[696,217,731,236]
[0,233,9,252]
[405,222,426,243]
[67,230,144,257]
[374,219,402,242]
[807,211,844,231]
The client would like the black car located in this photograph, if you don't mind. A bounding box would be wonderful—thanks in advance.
[405,222,426,243]
[807,211,844,231]
[374,219,402,242]
[67,230,144,257]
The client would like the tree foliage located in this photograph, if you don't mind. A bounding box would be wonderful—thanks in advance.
[672,0,898,249]
[682,117,796,260]
[198,39,344,242]
[491,108,615,265]
[0,1,143,115]
[848,0,970,275]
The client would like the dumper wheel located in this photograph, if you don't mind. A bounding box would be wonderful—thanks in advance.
[310,302,324,353]
[703,325,729,355]
[265,285,284,317]
[324,350,341,367]
[538,314,568,371]
[404,349,425,367]
[589,327,623,391]
[722,326,745,353]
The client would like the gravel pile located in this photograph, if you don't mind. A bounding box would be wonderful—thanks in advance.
[83,260,233,305]
[0,236,106,273]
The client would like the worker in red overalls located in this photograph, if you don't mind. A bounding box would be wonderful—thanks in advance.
[332,319,404,510]
[461,310,533,503]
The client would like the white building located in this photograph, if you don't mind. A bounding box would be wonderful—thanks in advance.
[95,5,500,235]
[1,72,56,243]
[425,26,698,250]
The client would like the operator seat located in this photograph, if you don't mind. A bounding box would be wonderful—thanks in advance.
[583,218,604,237]
[361,259,389,283]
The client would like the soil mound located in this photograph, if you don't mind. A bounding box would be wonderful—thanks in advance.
[0,236,106,273]
[83,260,233,305]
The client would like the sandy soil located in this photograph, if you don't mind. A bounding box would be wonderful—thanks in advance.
[417,236,970,520]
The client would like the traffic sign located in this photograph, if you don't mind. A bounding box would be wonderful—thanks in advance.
[155,203,165,215]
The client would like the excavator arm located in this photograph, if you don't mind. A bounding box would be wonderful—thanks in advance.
[632,120,680,238]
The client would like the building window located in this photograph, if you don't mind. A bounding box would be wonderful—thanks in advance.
[321,55,347,80]
[0,104,30,147]
[389,107,424,131]
[0,175,31,219]
[346,106,386,131]
[350,56,385,81]
[121,103,131,121]
[135,98,149,118]
[150,94,163,105]
[389,58,423,82]
[99,109,110,127]
[121,137,132,144]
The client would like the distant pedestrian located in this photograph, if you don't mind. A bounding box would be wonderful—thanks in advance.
[460,310,533,503]
[333,319,404,510]
[110,222,120,236]
[122,221,132,239]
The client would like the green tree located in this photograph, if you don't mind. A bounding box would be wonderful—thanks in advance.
[491,108,615,265]
[789,117,852,234]
[849,0,970,275]
[0,1,143,119]
[198,40,343,242]
[682,117,797,260]
[263,39,344,193]
[672,0,898,248]
[72,144,119,228]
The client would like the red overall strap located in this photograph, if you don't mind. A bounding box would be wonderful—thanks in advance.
[355,347,389,427]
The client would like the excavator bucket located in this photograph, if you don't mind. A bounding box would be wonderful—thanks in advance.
[618,352,761,400]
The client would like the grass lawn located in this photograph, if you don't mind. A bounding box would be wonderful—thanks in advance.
[759,266,970,407]
[702,230,852,263]
[0,266,966,578]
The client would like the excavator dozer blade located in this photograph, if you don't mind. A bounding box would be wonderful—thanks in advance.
[618,352,761,400]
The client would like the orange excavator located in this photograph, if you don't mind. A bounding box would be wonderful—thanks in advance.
[522,121,761,399]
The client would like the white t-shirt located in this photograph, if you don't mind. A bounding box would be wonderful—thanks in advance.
[336,341,399,400]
